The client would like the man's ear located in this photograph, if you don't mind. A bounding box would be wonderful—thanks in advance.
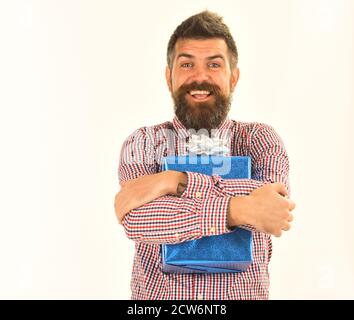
[230,67,240,92]
[165,66,172,93]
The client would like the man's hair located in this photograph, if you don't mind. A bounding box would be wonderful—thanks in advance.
[167,10,238,70]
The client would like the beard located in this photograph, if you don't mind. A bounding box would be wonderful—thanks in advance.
[172,81,232,134]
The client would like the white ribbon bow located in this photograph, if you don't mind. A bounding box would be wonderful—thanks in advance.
[187,134,230,155]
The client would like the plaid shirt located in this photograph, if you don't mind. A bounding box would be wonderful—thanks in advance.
[118,116,290,300]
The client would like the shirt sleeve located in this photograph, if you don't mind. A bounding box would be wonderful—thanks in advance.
[118,123,289,244]
[179,123,290,231]
[118,127,232,244]
[181,124,290,197]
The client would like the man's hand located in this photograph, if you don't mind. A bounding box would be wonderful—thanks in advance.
[114,171,187,224]
[228,183,296,237]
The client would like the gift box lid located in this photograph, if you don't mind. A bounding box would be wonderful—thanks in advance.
[163,155,251,179]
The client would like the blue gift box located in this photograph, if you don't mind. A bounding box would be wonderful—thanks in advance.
[161,155,253,273]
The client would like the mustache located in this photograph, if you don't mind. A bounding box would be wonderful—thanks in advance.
[176,81,222,96]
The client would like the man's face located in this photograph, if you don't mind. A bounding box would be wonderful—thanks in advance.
[166,38,240,132]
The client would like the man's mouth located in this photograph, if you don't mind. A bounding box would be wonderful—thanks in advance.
[188,90,212,101]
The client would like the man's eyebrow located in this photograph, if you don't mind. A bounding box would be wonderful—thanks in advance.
[176,53,225,61]
[207,54,225,61]
[176,53,195,60]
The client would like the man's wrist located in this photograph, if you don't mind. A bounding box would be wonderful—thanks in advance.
[175,171,187,196]
[163,170,187,196]
[228,196,248,227]
[176,176,187,196]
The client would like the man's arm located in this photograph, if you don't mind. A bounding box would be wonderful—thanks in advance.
[115,170,187,223]
[177,123,295,236]
[227,183,295,237]
[116,127,233,244]
[115,124,295,244]
[116,171,294,241]
[116,170,233,244]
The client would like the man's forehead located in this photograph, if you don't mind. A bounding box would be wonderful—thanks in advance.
[174,38,228,57]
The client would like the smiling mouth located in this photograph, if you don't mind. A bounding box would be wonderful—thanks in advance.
[188,90,212,101]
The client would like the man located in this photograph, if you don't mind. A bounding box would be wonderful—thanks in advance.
[114,11,295,300]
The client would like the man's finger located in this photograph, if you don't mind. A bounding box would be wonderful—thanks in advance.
[273,230,282,238]
[287,212,294,222]
[118,216,123,225]
[119,212,128,225]
[282,222,291,231]
[288,199,296,211]
[272,183,288,197]
[115,206,125,224]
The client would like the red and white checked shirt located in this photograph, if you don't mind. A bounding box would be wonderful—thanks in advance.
[118,116,290,300]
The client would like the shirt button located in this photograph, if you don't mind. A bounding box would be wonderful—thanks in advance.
[197,294,203,300]
[210,226,215,234]
[195,191,202,198]
[175,233,180,239]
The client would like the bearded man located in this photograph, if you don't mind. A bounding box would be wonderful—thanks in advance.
[114,10,295,300]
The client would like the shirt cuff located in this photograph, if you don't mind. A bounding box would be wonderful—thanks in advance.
[199,196,232,237]
[180,171,215,199]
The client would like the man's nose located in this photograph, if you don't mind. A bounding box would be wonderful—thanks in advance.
[190,66,210,82]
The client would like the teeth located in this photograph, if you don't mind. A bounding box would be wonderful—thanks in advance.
[189,90,210,96]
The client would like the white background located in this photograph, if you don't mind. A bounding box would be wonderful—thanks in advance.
[0,0,353,299]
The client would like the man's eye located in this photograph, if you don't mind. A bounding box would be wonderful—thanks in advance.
[181,63,193,68]
[209,63,221,68]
